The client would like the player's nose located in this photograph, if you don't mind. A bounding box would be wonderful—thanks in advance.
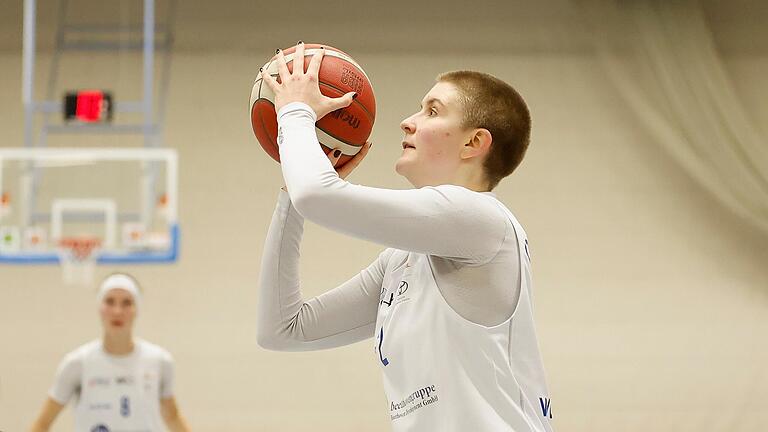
[400,113,417,134]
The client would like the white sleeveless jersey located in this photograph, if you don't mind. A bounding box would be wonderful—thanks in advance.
[374,205,553,432]
[263,103,554,430]
[49,339,173,432]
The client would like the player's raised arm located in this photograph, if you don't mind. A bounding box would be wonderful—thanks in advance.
[263,43,508,264]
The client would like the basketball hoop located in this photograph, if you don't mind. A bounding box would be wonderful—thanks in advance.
[57,236,101,285]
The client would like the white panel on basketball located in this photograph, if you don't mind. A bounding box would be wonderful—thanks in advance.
[314,130,362,156]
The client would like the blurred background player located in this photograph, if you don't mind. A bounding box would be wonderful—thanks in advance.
[29,273,191,432]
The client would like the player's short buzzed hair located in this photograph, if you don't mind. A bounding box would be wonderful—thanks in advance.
[437,71,531,190]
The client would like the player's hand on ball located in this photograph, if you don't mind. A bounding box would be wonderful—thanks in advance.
[262,41,357,119]
[327,142,372,180]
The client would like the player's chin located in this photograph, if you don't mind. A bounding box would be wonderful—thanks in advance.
[394,157,418,184]
[394,156,410,176]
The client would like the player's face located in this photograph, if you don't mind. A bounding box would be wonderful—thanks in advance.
[396,82,473,187]
[99,289,136,332]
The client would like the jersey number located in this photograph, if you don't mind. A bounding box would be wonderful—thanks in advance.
[120,395,131,417]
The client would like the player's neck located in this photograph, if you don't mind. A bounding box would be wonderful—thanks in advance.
[410,166,491,192]
[102,332,135,356]
[452,164,491,192]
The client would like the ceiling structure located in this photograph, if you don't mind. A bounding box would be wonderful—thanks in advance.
[0,0,765,55]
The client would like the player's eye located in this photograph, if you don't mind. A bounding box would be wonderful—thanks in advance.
[428,107,438,116]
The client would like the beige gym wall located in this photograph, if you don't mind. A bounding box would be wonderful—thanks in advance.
[1,1,767,431]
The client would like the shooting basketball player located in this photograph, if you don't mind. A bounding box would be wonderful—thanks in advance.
[29,273,191,432]
[257,42,553,431]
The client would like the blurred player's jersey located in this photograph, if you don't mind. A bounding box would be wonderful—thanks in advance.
[375,200,553,432]
[49,339,174,432]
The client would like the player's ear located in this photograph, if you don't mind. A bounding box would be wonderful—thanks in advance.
[461,128,492,160]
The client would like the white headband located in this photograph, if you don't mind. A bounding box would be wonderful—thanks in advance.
[98,274,141,308]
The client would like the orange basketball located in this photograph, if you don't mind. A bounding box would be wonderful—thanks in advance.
[249,44,376,166]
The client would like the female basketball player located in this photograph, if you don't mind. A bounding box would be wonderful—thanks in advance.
[29,273,191,432]
[257,42,553,431]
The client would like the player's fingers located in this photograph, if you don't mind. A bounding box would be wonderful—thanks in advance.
[274,48,290,83]
[293,41,305,76]
[261,68,279,92]
[324,91,356,115]
[326,147,342,167]
[307,46,324,79]
[337,142,371,178]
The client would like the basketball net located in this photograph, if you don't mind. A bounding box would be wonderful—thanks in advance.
[57,236,101,285]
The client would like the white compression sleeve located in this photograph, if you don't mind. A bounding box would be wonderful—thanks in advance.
[277,102,507,266]
[256,190,385,351]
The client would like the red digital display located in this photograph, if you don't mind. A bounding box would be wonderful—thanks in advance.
[75,90,105,122]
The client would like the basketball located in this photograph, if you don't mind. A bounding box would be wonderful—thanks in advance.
[249,43,376,166]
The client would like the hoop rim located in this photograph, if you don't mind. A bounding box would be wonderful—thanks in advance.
[57,236,102,261]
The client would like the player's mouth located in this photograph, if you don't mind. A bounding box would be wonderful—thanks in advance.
[402,141,416,150]
[111,320,124,327]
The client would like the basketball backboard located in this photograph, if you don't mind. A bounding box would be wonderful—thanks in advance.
[0,148,179,275]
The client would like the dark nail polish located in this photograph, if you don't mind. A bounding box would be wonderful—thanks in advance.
[298,40,304,44]
[333,150,341,158]
[259,67,263,72]
[275,48,280,54]
[352,92,358,100]
[320,46,325,50]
